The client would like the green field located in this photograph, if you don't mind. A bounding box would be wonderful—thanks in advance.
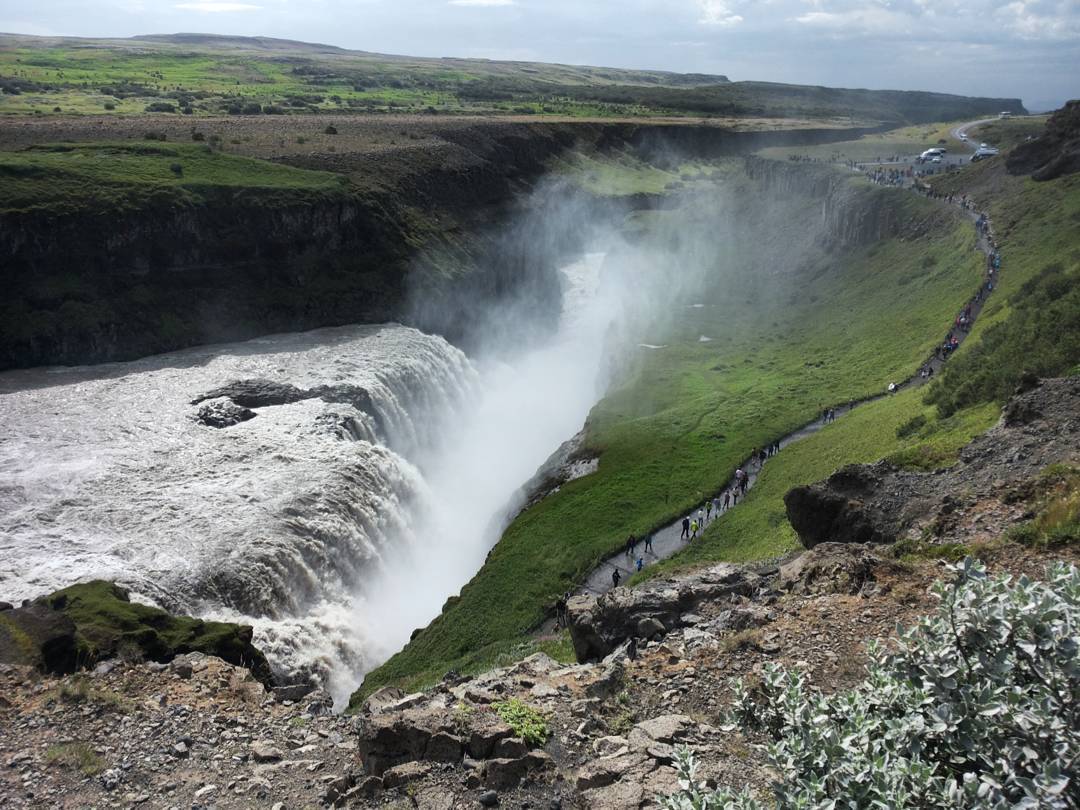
[352,151,992,704]
[0,141,347,214]
[0,33,1024,123]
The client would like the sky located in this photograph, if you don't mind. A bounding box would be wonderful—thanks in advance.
[2,0,1078,111]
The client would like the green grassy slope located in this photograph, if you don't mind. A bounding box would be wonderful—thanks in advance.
[0,142,348,214]
[353,156,987,705]
[0,33,1023,122]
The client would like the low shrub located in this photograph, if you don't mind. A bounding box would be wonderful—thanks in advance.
[662,559,1080,808]
[45,742,104,776]
[493,698,549,747]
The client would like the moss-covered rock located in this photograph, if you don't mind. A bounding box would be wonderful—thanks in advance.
[0,581,272,684]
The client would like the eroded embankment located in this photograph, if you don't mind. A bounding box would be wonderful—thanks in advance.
[0,119,876,369]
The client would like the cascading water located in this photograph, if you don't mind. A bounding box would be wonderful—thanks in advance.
[0,252,617,705]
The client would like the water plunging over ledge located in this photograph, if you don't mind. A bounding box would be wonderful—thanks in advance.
[0,252,614,705]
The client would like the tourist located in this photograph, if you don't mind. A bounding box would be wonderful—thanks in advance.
[644,534,654,553]
[681,516,690,539]
[636,557,644,572]
[612,569,621,588]
[690,519,699,539]
[625,534,636,557]
[723,491,730,510]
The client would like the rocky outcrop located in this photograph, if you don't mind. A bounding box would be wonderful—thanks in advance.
[784,377,1080,551]
[566,564,765,661]
[783,463,909,548]
[0,580,272,684]
[194,398,256,428]
[1007,100,1080,181]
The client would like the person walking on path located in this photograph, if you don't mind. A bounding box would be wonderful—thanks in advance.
[635,556,644,573]
[698,507,705,526]
[625,534,636,557]
[723,491,730,510]
[681,517,690,539]
[612,569,621,588]
[690,519,699,540]
[644,534,654,553]
[732,490,739,506]
[712,496,720,516]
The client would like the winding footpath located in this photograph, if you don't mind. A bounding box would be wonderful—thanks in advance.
[567,127,1001,602]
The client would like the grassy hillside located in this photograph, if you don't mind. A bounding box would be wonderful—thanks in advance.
[353,155,988,704]
[649,128,1080,575]
[0,141,348,214]
[0,33,1023,123]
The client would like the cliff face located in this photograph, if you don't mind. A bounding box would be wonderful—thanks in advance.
[0,121,879,370]
[741,155,909,249]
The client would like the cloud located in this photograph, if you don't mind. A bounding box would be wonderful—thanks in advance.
[448,0,516,6]
[698,0,743,26]
[173,1,261,11]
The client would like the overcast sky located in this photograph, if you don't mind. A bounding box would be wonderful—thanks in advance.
[3,0,1078,111]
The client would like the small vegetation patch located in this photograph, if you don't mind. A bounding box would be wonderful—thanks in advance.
[493,698,549,747]
[1007,464,1080,548]
[45,742,104,776]
[663,559,1080,808]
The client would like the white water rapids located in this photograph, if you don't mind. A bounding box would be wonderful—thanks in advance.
[0,253,613,705]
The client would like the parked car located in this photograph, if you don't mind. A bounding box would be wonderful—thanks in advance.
[970,146,1000,162]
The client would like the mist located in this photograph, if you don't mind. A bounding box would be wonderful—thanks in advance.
[336,155,760,701]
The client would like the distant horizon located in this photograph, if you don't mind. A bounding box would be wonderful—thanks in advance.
[2,0,1078,112]
[0,29,1070,112]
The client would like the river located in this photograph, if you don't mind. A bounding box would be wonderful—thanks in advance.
[0,252,613,704]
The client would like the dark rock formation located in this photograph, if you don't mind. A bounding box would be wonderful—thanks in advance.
[191,379,385,436]
[0,603,78,672]
[194,399,256,428]
[784,464,901,548]
[192,379,309,409]
[566,564,760,661]
[778,543,887,595]
[0,580,272,683]
[784,377,1080,551]
[1007,100,1080,181]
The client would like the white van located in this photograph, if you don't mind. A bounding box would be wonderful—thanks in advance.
[999,111,1012,119]
[920,147,946,160]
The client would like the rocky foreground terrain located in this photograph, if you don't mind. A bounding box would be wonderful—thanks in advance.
[2,377,1077,809]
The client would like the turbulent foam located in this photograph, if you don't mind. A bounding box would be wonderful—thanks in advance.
[0,253,616,706]
[0,324,474,690]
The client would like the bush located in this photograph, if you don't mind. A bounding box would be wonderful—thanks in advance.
[144,102,176,113]
[103,102,115,110]
[191,131,205,142]
[324,124,338,135]
[895,413,927,439]
[662,559,1080,808]
[143,131,167,141]
[493,698,549,747]
[925,263,1080,416]
[169,163,183,176]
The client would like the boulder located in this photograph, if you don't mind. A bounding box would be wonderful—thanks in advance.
[382,760,431,789]
[360,685,406,714]
[194,399,256,428]
[483,751,551,790]
[357,706,453,776]
[783,464,895,548]
[567,564,754,661]
[630,715,692,746]
[467,716,515,759]
[251,741,284,763]
[778,543,883,596]
[272,682,315,703]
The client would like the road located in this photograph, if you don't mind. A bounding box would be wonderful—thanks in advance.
[952,118,999,152]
